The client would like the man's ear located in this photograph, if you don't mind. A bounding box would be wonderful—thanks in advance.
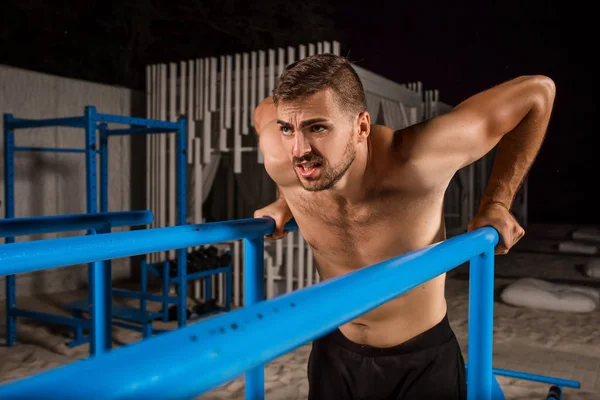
[357,111,371,141]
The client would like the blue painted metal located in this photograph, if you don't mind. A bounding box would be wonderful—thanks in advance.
[0,218,299,276]
[0,210,153,238]
[3,114,17,346]
[2,106,191,352]
[95,112,180,130]
[0,227,498,399]
[244,236,265,399]
[105,127,179,136]
[13,146,86,153]
[492,368,580,389]
[5,116,86,129]
[10,308,91,329]
[467,249,495,400]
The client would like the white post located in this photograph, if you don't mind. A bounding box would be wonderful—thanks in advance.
[242,53,249,134]
[234,54,242,173]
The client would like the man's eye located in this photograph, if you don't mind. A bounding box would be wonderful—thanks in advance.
[311,125,326,133]
[280,126,293,136]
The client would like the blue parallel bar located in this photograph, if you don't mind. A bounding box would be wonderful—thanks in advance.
[467,249,495,400]
[95,113,180,130]
[10,308,91,330]
[0,218,299,278]
[106,127,179,136]
[13,146,86,153]
[244,236,265,400]
[0,210,153,238]
[492,368,580,389]
[0,228,498,399]
[112,289,178,304]
[168,266,231,284]
[5,116,86,129]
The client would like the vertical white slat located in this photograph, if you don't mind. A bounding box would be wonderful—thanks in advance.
[242,53,249,134]
[306,247,313,286]
[275,238,283,279]
[218,271,224,306]
[317,42,323,53]
[308,43,316,56]
[323,41,331,53]
[277,48,285,76]
[287,46,295,64]
[210,57,217,112]
[225,55,233,129]
[250,52,257,126]
[298,44,307,60]
[179,61,186,116]
[266,256,274,299]
[234,240,241,307]
[332,40,341,55]
[204,59,210,115]
[187,60,195,165]
[203,58,212,163]
[196,59,203,121]
[159,64,168,260]
[234,54,242,174]
[268,49,276,96]
[286,232,294,293]
[203,112,212,164]
[258,51,266,101]
[219,56,227,152]
[297,233,304,289]
[169,63,177,122]
[257,50,266,164]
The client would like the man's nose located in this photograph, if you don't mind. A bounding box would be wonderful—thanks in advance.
[292,132,311,158]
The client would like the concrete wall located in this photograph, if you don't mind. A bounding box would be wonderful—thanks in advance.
[0,64,145,300]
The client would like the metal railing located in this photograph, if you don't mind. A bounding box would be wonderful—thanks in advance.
[0,218,502,399]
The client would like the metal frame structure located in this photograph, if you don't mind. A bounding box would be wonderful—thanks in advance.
[0,218,579,399]
[0,211,153,355]
[2,106,211,351]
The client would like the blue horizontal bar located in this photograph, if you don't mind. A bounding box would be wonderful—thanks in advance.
[105,127,179,136]
[6,117,86,129]
[170,266,231,283]
[0,210,154,238]
[10,308,90,330]
[14,146,86,153]
[0,218,297,276]
[112,289,177,304]
[95,113,180,130]
[492,367,580,389]
[0,227,497,399]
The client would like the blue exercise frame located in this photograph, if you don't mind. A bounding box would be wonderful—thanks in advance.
[3,106,230,353]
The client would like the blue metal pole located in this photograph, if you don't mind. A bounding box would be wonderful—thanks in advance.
[3,114,17,347]
[99,124,109,213]
[467,249,496,400]
[0,218,299,276]
[0,210,153,238]
[0,228,498,400]
[244,236,265,400]
[176,116,188,327]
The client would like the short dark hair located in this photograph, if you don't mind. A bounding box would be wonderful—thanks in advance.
[273,54,367,116]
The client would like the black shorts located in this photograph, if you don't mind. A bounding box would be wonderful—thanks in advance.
[307,315,466,400]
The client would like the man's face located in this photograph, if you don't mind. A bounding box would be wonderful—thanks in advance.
[276,89,358,192]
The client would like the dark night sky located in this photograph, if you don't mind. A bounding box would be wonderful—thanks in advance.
[1,1,597,225]
[334,2,598,225]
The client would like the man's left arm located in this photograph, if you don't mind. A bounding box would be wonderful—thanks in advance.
[400,75,556,253]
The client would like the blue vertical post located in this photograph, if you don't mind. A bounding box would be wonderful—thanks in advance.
[176,117,188,327]
[84,106,111,355]
[3,114,17,346]
[244,235,265,400]
[98,123,113,351]
[467,249,495,399]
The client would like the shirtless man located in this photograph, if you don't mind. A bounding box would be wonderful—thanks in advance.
[253,54,555,399]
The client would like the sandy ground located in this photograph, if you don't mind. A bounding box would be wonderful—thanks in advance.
[1,223,600,399]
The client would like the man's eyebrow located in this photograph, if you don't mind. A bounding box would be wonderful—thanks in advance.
[276,118,330,129]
